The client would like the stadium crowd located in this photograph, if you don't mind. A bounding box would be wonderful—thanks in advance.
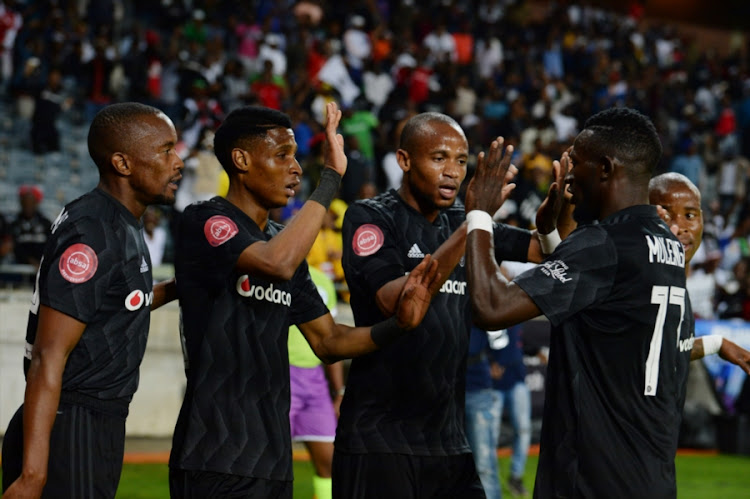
[0,0,749,318]
[1,1,750,498]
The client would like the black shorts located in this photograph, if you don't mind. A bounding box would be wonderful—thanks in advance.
[2,402,126,498]
[169,468,293,499]
[332,450,486,499]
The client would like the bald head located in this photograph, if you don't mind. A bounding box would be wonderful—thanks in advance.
[399,112,465,155]
[648,172,700,203]
[649,172,703,265]
[88,102,164,173]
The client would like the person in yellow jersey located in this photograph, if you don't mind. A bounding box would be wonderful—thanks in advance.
[288,266,345,499]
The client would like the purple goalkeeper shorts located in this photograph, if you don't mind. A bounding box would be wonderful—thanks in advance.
[289,365,337,442]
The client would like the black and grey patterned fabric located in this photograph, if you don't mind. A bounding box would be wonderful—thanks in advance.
[170,197,327,481]
[25,188,153,409]
[337,189,531,456]
[515,205,694,498]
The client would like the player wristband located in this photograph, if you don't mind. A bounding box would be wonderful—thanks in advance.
[702,335,723,356]
[308,168,342,209]
[466,210,493,234]
[539,228,561,254]
[371,316,406,347]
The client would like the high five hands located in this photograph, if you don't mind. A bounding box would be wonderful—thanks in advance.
[465,137,518,215]
[323,101,347,177]
[395,254,441,330]
[536,151,572,234]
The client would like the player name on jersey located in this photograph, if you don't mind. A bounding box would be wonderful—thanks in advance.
[645,235,685,268]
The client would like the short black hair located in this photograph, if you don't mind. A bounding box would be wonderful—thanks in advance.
[399,112,464,153]
[583,107,662,179]
[213,106,292,172]
[88,102,162,171]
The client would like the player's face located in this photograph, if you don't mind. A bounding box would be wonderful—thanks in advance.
[129,112,184,206]
[400,121,468,214]
[567,130,602,224]
[650,183,703,264]
[245,127,301,209]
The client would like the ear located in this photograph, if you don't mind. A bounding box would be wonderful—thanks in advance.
[232,148,251,172]
[600,156,615,181]
[396,149,410,173]
[111,152,131,177]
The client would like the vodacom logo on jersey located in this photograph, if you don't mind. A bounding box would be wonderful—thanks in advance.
[236,276,291,306]
[125,289,154,311]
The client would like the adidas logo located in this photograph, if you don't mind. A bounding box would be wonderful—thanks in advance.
[140,256,150,273]
[407,243,425,259]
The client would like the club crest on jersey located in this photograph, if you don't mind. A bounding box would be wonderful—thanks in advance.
[352,224,384,256]
[204,215,238,247]
[58,243,98,283]
[125,289,154,311]
[236,275,292,306]
[540,260,572,283]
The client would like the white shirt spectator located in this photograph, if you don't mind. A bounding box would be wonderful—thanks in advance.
[317,54,360,108]
[258,34,287,76]
[363,68,394,114]
[475,37,503,80]
[343,17,371,69]
[423,28,456,64]
[381,152,403,191]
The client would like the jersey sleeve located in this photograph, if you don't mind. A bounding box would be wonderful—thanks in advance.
[178,203,261,290]
[39,217,121,324]
[513,225,617,327]
[342,203,404,297]
[493,223,532,264]
[289,260,330,326]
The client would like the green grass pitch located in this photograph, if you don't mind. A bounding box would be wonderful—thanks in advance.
[3,454,750,497]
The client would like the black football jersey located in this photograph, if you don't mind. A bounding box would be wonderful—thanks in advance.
[337,189,531,456]
[169,197,328,481]
[514,205,694,498]
[25,189,154,414]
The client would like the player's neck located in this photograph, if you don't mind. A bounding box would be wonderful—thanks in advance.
[225,189,270,230]
[599,183,649,221]
[397,185,439,223]
[97,180,146,220]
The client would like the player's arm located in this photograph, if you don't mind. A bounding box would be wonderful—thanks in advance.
[323,362,345,417]
[150,277,177,310]
[4,306,86,497]
[299,255,439,363]
[465,138,542,330]
[374,224,466,316]
[235,102,346,281]
[691,335,750,375]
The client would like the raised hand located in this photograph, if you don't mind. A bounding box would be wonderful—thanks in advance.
[395,254,440,330]
[655,205,679,237]
[465,137,517,215]
[719,339,750,376]
[323,101,346,177]
[536,151,571,234]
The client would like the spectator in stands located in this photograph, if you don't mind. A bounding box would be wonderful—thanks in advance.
[10,185,50,268]
[670,138,704,191]
[250,59,287,110]
[342,14,371,71]
[30,68,71,155]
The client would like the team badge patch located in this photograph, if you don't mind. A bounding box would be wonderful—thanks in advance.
[352,224,384,256]
[204,216,238,247]
[58,243,98,283]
